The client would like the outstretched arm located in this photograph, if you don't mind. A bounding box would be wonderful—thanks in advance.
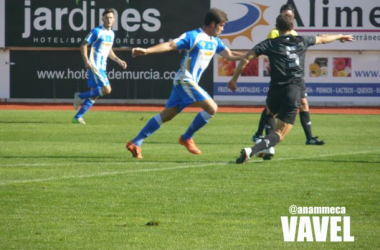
[109,49,127,69]
[315,34,354,44]
[227,50,257,92]
[132,41,178,57]
[219,47,246,61]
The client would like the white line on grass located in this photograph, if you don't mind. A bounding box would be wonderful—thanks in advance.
[1,149,379,186]
[0,160,229,168]
[0,161,206,168]
[0,162,227,186]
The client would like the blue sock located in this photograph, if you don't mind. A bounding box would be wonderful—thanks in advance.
[79,87,103,99]
[132,114,162,146]
[182,111,213,140]
[75,98,95,118]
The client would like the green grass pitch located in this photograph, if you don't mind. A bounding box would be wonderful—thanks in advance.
[0,110,379,249]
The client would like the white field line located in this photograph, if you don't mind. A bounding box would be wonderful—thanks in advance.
[0,150,379,186]
[0,161,190,168]
[0,162,227,186]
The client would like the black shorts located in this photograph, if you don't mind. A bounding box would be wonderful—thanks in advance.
[300,83,307,98]
[266,84,301,125]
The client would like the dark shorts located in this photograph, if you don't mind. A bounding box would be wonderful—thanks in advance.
[266,84,301,125]
[300,83,307,98]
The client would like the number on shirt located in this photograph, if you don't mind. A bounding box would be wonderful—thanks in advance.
[286,46,299,68]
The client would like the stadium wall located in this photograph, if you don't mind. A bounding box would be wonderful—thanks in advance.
[0,0,379,106]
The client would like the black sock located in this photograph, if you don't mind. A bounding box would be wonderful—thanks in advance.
[300,111,313,140]
[251,133,280,157]
[254,108,267,136]
[265,114,276,135]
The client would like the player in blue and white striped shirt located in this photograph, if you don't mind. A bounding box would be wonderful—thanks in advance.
[72,8,127,124]
[126,8,244,159]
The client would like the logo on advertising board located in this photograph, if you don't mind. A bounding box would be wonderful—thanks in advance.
[212,0,380,50]
[6,0,209,48]
[218,2,269,43]
[17,0,161,47]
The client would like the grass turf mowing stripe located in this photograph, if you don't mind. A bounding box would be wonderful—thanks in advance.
[1,149,379,186]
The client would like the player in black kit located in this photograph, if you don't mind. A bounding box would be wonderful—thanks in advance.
[227,13,354,164]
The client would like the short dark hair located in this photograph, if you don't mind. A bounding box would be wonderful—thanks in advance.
[204,8,228,26]
[280,4,295,14]
[276,13,294,32]
[102,8,115,17]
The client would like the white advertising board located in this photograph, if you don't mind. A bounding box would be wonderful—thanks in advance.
[214,51,380,106]
[0,50,10,98]
[212,0,380,106]
[0,0,4,48]
[212,0,380,50]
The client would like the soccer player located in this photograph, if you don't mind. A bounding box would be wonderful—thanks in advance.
[252,4,325,145]
[227,13,354,164]
[72,8,127,124]
[126,8,244,159]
